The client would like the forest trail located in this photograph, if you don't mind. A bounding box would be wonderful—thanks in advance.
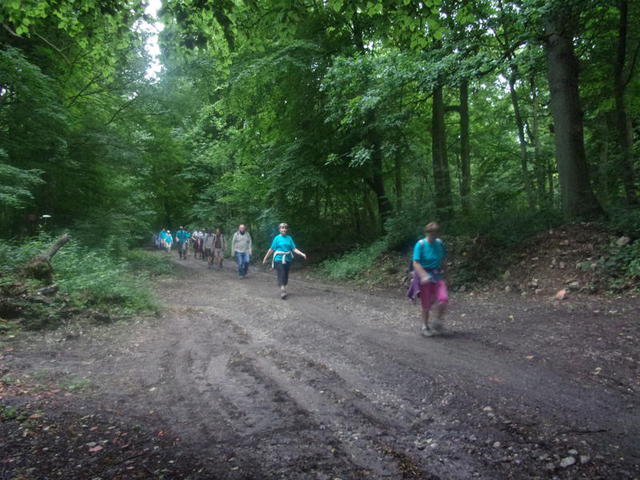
[3,254,640,479]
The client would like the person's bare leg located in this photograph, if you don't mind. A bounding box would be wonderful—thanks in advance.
[432,302,446,332]
[421,309,429,328]
[421,309,434,337]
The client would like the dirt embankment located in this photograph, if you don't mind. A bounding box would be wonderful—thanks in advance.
[1,232,639,479]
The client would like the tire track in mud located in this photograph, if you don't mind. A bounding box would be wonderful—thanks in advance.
[14,258,634,479]
[245,278,639,439]
[151,275,483,479]
[147,305,371,479]
[158,262,639,478]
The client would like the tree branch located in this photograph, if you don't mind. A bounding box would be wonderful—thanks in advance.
[2,23,24,39]
[65,72,104,107]
[32,30,71,64]
[105,96,140,126]
[624,40,640,88]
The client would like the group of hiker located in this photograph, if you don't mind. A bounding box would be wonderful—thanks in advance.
[154,221,449,336]
[155,227,227,268]
[153,223,307,300]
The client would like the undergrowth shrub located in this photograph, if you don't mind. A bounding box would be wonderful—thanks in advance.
[124,249,174,276]
[52,248,155,314]
[0,235,169,317]
[586,240,640,290]
[320,239,387,280]
[53,245,157,315]
[449,209,564,248]
[607,206,640,238]
[318,209,566,286]
[0,235,50,277]
[315,208,640,292]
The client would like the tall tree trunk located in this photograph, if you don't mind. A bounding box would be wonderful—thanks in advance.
[599,141,610,203]
[353,17,392,231]
[544,10,603,218]
[364,187,376,231]
[395,154,403,210]
[432,85,453,219]
[366,129,392,231]
[459,79,471,215]
[547,154,555,208]
[508,71,535,210]
[529,75,547,209]
[614,0,638,204]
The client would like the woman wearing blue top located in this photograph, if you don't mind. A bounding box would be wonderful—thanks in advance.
[412,222,448,337]
[262,223,307,299]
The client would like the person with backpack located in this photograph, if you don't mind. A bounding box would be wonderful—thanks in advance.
[412,222,448,337]
[262,222,307,299]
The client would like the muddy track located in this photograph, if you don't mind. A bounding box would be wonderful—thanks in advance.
[3,255,640,479]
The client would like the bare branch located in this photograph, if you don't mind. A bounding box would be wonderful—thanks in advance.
[625,41,640,87]
[32,30,71,64]
[2,23,24,39]
[105,96,140,126]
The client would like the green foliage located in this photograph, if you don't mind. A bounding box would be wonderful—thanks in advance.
[607,207,640,238]
[2,0,639,293]
[52,242,158,314]
[442,209,564,285]
[60,375,93,392]
[0,234,50,275]
[603,242,640,281]
[578,240,640,291]
[0,236,164,316]
[0,149,44,209]
[124,249,174,276]
[0,405,19,421]
[0,46,65,225]
[450,209,565,249]
[618,243,640,280]
[320,239,387,280]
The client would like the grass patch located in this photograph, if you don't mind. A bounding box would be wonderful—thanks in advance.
[51,243,159,315]
[123,249,174,276]
[60,375,93,392]
[319,240,387,281]
[0,405,20,421]
[0,236,171,331]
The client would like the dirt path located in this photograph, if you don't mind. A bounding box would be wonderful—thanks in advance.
[2,254,639,479]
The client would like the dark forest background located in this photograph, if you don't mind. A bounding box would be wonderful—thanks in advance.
[2,0,639,262]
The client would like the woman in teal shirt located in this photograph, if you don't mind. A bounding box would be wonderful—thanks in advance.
[262,223,307,299]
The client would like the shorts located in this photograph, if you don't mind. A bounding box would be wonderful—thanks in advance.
[419,280,448,310]
[213,248,223,257]
[204,248,212,257]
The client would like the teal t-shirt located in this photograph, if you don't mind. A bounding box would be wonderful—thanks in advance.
[270,235,297,263]
[413,238,446,277]
[176,229,190,244]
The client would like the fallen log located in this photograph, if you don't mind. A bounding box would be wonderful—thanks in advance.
[21,233,71,283]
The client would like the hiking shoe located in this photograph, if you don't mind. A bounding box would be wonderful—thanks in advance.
[421,325,434,337]
[280,291,287,300]
[431,321,445,334]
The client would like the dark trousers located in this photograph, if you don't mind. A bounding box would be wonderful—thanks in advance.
[275,262,291,286]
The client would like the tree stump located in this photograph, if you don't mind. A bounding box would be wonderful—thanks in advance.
[21,234,71,284]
